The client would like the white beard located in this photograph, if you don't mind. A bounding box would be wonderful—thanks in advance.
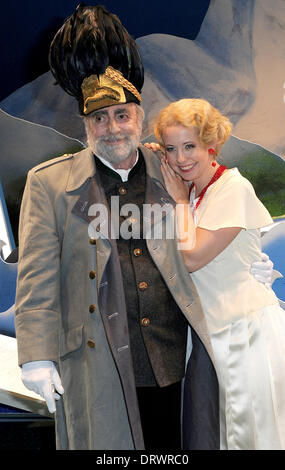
[86,128,141,166]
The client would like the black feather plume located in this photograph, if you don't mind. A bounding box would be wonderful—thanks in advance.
[49,4,144,109]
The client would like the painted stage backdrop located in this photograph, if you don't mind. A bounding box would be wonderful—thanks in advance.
[0,0,284,340]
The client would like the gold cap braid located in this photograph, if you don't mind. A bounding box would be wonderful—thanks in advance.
[81,66,142,114]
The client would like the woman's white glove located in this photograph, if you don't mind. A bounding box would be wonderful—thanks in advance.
[250,252,273,288]
[21,360,64,413]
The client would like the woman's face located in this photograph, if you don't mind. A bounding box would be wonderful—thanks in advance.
[161,125,214,186]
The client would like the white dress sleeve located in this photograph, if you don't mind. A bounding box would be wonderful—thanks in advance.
[196,168,273,231]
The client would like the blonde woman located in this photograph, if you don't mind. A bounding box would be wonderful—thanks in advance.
[150,98,285,450]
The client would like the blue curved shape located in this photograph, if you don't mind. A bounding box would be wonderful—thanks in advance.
[261,220,285,303]
[0,256,17,311]
[0,304,15,337]
[0,256,17,336]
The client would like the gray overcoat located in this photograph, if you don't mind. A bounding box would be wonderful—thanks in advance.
[15,146,217,450]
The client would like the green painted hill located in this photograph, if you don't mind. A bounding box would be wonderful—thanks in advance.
[218,137,285,218]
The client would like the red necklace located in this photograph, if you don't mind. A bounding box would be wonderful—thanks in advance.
[189,165,227,212]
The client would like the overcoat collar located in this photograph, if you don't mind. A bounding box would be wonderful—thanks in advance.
[65,145,168,195]
[66,147,96,193]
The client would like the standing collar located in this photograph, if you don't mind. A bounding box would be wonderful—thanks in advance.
[96,150,139,182]
[94,150,144,182]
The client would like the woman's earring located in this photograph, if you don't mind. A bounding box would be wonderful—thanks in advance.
[209,148,216,166]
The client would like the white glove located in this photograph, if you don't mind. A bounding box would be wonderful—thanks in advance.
[250,252,273,289]
[21,360,64,413]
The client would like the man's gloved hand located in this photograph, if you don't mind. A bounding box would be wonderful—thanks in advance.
[21,360,64,413]
[250,252,273,289]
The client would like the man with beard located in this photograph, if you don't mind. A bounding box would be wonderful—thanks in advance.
[84,104,144,170]
[15,5,273,451]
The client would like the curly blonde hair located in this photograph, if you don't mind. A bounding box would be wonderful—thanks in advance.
[154,98,232,156]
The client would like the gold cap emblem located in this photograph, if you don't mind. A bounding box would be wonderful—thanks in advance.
[81,66,142,114]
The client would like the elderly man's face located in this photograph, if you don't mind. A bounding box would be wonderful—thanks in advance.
[84,103,143,168]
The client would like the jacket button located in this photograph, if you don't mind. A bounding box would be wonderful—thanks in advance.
[87,340,95,348]
[89,304,96,313]
[119,187,127,195]
[89,238,96,245]
[138,281,148,291]
[89,270,96,279]
[134,248,143,257]
[141,318,150,327]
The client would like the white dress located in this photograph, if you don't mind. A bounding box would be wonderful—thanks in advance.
[189,168,285,450]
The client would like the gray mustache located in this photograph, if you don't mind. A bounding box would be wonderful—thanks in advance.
[101,135,127,143]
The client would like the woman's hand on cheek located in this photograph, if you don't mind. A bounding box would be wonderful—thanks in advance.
[161,160,189,204]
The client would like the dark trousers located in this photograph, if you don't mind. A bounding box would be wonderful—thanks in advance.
[136,381,182,450]
[182,328,220,450]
